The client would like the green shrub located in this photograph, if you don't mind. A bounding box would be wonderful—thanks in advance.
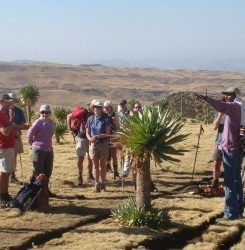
[111,197,171,229]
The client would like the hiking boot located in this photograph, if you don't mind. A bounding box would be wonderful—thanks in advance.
[10,176,22,185]
[87,172,95,183]
[4,193,13,202]
[101,182,106,192]
[106,164,113,173]
[114,171,121,181]
[0,193,12,207]
[95,182,101,193]
[150,181,158,192]
[77,177,83,186]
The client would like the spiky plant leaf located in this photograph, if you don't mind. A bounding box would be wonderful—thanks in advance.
[114,107,190,165]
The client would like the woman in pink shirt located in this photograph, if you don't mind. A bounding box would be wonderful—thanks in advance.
[27,105,54,180]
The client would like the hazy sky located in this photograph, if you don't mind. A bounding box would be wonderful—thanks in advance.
[1,0,245,65]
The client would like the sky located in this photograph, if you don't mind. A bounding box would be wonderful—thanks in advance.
[1,0,245,66]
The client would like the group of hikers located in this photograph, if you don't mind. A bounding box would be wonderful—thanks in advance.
[0,93,157,208]
[1,87,244,221]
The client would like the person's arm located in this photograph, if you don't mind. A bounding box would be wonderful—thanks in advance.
[26,120,39,146]
[213,113,224,130]
[67,113,72,131]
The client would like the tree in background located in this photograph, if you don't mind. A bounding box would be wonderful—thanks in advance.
[19,84,40,124]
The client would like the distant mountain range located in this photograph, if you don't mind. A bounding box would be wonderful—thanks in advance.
[94,58,245,72]
[11,58,245,72]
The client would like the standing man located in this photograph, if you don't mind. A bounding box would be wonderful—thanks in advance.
[67,104,93,185]
[8,93,27,184]
[117,100,132,177]
[0,94,15,206]
[194,87,243,220]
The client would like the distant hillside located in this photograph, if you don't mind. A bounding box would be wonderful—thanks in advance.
[0,61,245,110]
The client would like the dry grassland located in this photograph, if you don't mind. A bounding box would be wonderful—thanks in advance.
[1,62,245,249]
[0,121,245,249]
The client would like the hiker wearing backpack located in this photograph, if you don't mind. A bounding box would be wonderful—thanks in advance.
[117,100,132,178]
[194,87,244,221]
[27,105,54,183]
[0,94,16,206]
[103,101,121,180]
[86,101,111,192]
[67,105,93,185]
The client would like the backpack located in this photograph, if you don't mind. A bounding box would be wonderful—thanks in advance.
[71,107,89,138]
[6,173,48,212]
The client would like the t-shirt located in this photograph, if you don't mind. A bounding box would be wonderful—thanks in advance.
[86,113,110,143]
[27,118,54,152]
[213,113,226,145]
[13,106,26,124]
[206,97,241,152]
[0,112,15,149]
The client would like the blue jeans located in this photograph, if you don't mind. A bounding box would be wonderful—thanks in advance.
[222,150,243,219]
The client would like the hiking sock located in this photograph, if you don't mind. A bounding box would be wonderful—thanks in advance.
[78,171,82,178]
[106,164,113,173]
[113,165,120,180]
[101,182,106,191]
[95,182,101,192]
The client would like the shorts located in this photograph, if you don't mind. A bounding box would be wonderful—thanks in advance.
[89,140,109,160]
[76,137,89,157]
[212,144,222,161]
[15,136,24,155]
[0,148,15,173]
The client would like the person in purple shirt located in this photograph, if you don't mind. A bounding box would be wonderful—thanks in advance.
[194,87,243,221]
[27,104,54,180]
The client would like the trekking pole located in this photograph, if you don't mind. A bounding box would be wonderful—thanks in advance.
[191,124,204,183]
[121,155,125,193]
[154,160,159,193]
[17,136,25,185]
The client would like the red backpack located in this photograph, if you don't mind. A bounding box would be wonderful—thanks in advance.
[71,108,90,138]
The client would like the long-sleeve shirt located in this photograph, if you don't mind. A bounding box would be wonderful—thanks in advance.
[27,118,54,152]
[206,97,241,153]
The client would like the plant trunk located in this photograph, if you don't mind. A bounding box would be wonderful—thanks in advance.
[26,105,31,124]
[136,153,151,211]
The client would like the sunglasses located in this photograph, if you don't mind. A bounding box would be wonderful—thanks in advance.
[40,111,50,114]
[93,106,100,108]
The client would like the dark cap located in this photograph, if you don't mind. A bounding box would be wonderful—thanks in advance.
[119,99,127,105]
[1,94,14,102]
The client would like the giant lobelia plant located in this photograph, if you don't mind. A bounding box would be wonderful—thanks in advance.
[114,106,190,211]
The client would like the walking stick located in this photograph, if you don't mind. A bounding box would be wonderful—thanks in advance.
[17,135,25,185]
[121,155,125,193]
[191,124,204,183]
